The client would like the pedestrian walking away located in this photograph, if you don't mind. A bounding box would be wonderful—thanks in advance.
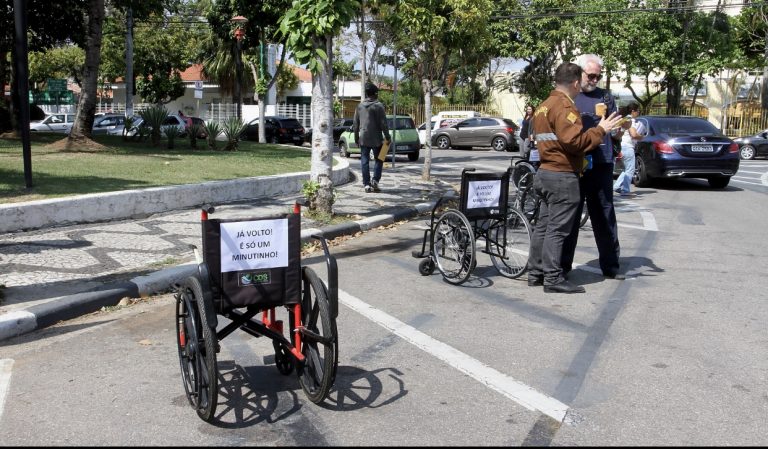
[613,102,645,196]
[353,82,391,193]
[562,53,624,280]
[527,62,623,294]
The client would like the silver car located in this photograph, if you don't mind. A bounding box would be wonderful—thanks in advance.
[91,114,126,135]
[29,113,76,133]
[431,117,520,152]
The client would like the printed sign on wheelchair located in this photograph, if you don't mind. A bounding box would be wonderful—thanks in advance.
[459,170,510,220]
[203,213,301,309]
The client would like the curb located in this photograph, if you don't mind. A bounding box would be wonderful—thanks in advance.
[0,202,436,343]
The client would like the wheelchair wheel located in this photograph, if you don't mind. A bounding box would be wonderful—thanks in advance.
[511,161,536,189]
[297,266,338,404]
[431,209,475,285]
[176,276,218,422]
[418,258,435,276]
[488,208,532,279]
[516,172,539,225]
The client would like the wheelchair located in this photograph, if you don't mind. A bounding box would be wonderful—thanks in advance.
[412,167,532,285]
[174,203,339,422]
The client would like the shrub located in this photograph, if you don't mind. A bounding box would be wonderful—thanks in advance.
[204,121,221,151]
[139,105,168,146]
[164,125,181,149]
[187,123,202,149]
[221,117,246,151]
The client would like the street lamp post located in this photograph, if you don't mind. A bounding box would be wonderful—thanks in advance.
[231,15,248,121]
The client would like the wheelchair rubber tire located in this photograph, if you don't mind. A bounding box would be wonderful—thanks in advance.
[488,208,532,279]
[185,276,219,422]
[431,209,475,285]
[298,266,338,404]
[418,258,435,276]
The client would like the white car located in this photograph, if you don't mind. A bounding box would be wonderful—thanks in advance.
[29,113,76,133]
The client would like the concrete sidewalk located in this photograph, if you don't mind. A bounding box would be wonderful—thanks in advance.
[0,157,464,342]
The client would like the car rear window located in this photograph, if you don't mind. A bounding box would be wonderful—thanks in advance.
[387,117,415,130]
[279,118,303,128]
[652,118,720,135]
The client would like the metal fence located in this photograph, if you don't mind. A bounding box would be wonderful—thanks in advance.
[723,104,767,137]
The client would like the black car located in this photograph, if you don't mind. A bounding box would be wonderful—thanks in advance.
[303,117,354,144]
[632,115,739,189]
[733,129,768,160]
[243,116,305,145]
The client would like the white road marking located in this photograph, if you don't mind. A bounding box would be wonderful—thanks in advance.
[732,178,767,186]
[0,359,13,421]
[339,290,569,422]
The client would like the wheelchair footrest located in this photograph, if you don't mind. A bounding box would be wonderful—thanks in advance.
[411,249,428,258]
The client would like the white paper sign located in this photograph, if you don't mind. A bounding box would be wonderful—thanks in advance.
[219,218,288,272]
[466,180,501,209]
[194,89,203,99]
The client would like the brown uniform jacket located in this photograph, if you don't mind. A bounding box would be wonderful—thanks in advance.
[532,90,606,173]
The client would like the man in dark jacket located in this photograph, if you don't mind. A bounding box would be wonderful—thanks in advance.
[353,82,391,193]
[562,54,624,280]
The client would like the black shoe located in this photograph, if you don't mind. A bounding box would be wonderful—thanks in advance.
[544,280,585,294]
[527,275,543,287]
[604,272,626,280]
[371,180,381,192]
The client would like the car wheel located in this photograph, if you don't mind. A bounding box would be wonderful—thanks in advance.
[492,137,507,152]
[739,144,756,160]
[708,176,730,189]
[436,135,451,149]
[339,141,349,158]
[634,155,652,187]
[408,151,419,162]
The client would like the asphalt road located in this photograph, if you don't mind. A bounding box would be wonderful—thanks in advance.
[0,152,768,446]
[1,150,767,445]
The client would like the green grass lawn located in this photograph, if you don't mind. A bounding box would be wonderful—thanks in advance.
[0,133,313,204]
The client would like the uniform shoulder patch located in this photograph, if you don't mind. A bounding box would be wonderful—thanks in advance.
[567,112,578,124]
[535,106,548,117]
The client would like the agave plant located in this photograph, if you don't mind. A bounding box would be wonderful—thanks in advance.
[122,116,137,141]
[204,121,221,151]
[187,123,202,149]
[164,125,181,149]
[221,117,247,151]
[139,105,169,146]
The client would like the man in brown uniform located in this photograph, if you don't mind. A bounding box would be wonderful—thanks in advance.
[528,62,623,293]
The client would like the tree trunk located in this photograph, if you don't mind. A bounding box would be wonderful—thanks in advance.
[309,35,335,215]
[762,30,768,109]
[70,0,105,140]
[421,77,433,181]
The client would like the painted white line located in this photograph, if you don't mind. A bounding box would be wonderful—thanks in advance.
[732,178,767,186]
[338,290,569,422]
[737,170,766,175]
[0,359,14,421]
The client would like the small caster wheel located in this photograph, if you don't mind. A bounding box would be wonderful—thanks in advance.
[273,342,294,375]
[419,258,435,276]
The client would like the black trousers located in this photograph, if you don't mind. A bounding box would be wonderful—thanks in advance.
[562,163,621,276]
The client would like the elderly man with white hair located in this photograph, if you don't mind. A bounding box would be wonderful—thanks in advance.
[562,53,625,281]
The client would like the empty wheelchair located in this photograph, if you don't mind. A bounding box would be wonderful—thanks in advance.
[174,203,339,422]
[413,167,532,285]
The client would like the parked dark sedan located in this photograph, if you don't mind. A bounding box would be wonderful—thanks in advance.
[303,117,354,144]
[243,116,305,145]
[632,115,739,189]
[733,129,768,160]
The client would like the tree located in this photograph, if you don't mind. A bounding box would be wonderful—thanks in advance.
[69,0,105,140]
[382,0,495,180]
[734,3,768,108]
[1,0,88,131]
[279,0,360,215]
[203,0,293,143]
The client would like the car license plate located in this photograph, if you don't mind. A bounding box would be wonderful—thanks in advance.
[691,144,713,153]
[396,145,409,150]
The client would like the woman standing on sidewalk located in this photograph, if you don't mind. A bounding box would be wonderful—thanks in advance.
[613,103,645,196]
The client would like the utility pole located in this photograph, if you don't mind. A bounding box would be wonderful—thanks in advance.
[125,7,134,117]
[14,0,32,188]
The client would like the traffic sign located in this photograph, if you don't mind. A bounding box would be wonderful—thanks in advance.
[47,78,67,92]
[194,81,203,90]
